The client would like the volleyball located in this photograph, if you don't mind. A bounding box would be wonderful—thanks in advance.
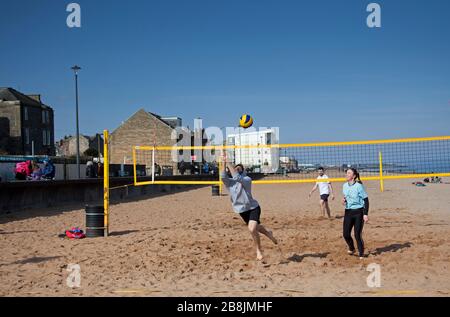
[239,114,254,129]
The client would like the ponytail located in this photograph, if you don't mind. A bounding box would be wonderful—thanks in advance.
[356,171,363,184]
[348,168,363,184]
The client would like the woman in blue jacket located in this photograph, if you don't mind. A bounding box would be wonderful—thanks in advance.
[342,168,369,259]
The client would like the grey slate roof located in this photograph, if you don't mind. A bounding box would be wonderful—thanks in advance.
[0,87,52,110]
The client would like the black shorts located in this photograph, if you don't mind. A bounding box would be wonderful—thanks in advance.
[320,194,330,202]
[240,206,261,225]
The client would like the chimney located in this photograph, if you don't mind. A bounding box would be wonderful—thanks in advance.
[28,94,41,103]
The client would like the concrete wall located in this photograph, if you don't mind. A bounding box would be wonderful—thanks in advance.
[0,162,87,182]
[0,176,213,214]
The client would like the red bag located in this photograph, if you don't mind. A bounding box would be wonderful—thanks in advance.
[65,227,86,239]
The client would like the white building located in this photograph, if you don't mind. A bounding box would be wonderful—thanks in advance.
[227,128,280,173]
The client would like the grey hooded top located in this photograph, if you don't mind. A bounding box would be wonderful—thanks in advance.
[220,170,260,213]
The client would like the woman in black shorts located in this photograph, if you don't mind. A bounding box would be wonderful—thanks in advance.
[221,153,278,261]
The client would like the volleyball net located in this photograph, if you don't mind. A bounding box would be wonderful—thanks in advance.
[99,133,449,236]
[132,135,450,188]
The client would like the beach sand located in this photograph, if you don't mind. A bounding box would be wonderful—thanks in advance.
[0,179,449,297]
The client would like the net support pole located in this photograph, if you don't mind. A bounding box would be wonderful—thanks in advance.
[103,129,110,237]
[219,150,223,196]
[152,146,155,184]
[132,146,137,186]
[379,151,384,193]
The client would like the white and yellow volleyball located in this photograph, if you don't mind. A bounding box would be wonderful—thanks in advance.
[239,114,254,129]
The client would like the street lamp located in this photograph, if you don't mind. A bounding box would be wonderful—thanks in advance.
[71,65,81,179]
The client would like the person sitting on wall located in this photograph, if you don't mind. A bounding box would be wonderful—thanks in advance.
[203,162,210,174]
[154,163,161,176]
[85,161,97,178]
[41,158,56,180]
[14,160,32,181]
[29,161,43,181]
[97,162,104,178]
[178,160,186,175]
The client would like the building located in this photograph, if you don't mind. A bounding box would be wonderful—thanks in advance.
[227,128,280,173]
[0,88,55,156]
[160,117,182,129]
[109,109,211,176]
[109,109,180,165]
[280,156,299,172]
[56,134,104,157]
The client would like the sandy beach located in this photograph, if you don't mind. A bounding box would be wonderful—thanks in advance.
[0,179,449,297]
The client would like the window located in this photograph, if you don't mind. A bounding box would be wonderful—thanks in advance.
[24,107,28,121]
[47,130,51,146]
[266,133,272,145]
[41,110,50,124]
[25,128,30,145]
[43,130,47,145]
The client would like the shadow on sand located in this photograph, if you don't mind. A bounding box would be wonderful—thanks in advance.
[287,252,330,263]
[109,230,140,237]
[0,230,39,235]
[371,242,413,256]
[10,256,63,265]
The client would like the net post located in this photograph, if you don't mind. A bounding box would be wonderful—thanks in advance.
[152,146,155,184]
[379,151,384,192]
[132,146,137,186]
[219,149,223,196]
[103,129,110,237]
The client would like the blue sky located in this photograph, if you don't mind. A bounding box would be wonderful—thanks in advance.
[1,0,449,143]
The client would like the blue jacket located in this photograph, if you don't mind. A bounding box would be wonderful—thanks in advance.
[42,161,55,179]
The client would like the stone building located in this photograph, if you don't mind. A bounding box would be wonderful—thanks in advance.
[0,87,55,155]
[56,134,104,157]
[109,109,180,166]
[109,109,208,175]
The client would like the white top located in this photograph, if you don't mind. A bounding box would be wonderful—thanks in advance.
[317,175,331,195]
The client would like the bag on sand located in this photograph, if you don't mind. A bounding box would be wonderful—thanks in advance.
[65,227,86,239]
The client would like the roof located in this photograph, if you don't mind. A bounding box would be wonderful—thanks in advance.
[59,134,102,142]
[110,109,175,136]
[0,87,52,109]
[148,112,174,129]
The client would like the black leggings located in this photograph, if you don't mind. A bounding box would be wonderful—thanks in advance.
[343,208,365,257]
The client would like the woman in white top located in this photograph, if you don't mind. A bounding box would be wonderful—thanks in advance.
[309,167,335,218]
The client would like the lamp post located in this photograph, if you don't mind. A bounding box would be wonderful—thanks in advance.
[71,65,81,179]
